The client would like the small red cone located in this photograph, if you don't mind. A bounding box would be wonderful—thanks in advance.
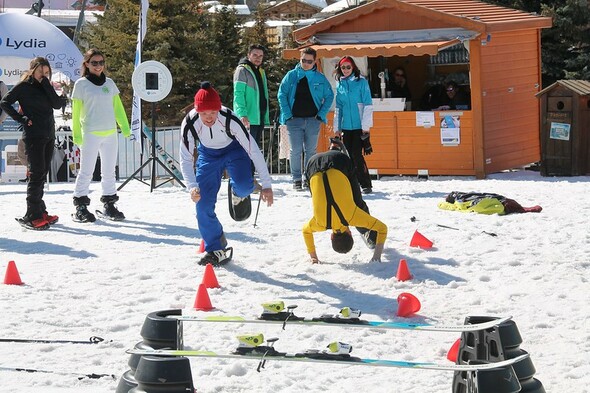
[396,259,412,281]
[198,239,206,254]
[447,338,461,362]
[193,283,214,311]
[4,261,23,285]
[202,263,220,288]
[409,230,433,249]
[396,292,421,317]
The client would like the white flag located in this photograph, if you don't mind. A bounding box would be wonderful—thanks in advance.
[130,0,149,142]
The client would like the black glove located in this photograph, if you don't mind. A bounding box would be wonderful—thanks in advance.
[361,133,372,155]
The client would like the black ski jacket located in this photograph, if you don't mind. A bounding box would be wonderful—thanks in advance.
[0,76,66,139]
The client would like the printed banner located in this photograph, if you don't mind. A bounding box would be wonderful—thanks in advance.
[0,13,83,84]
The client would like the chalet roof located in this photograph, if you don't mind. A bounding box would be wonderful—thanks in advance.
[265,0,324,12]
[536,80,590,97]
[284,38,459,58]
[294,0,552,42]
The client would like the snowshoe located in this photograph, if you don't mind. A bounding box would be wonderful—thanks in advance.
[72,205,96,223]
[95,209,125,221]
[43,212,59,225]
[198,247,233,267]
[96,195,125,221]
[228,181,251,222]
[16,217,50,231]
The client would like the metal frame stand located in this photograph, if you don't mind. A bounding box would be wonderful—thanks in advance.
[118,102,184,192]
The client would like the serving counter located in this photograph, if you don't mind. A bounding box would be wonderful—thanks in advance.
[320,110,475,176]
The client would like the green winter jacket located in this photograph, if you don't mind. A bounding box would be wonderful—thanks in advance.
[233,60,270,126]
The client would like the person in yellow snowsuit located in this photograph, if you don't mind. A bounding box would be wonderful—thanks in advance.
[302,139,387,263]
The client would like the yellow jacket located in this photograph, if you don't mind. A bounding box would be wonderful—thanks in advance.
[302,168,387,253]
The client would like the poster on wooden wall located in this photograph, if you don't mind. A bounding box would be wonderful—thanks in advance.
[440,115,460,145]
[549,122,571,141]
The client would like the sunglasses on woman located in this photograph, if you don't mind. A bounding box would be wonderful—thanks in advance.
[340,65,352,70]
[301,59,314,64]
[89,60,105,66]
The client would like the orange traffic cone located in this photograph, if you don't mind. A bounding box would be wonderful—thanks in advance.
[396,259,412,281]
[409,230,433,249]
[4,261,23,285]
[447,338,461,362]
[193,283,214,311]
[202,263,220,288]
[396,292,421,317]
[198,239,206,254]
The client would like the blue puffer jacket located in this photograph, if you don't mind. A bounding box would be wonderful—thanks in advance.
[334,75,373,132]
[278,63,334,125]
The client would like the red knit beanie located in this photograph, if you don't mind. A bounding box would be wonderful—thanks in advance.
[194,81,222,112]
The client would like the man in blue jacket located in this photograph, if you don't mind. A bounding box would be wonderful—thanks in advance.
[278,47,334,191]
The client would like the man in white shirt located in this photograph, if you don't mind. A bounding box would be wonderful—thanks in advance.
[180,81,273,266]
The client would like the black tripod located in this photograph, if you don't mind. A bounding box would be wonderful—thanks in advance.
[118,102,184,192]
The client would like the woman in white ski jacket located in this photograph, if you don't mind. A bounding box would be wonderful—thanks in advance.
[71,48,131,222]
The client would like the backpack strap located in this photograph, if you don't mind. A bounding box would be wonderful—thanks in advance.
[182,112,200,149]
[182,108,250,148]
[322,171,349,230]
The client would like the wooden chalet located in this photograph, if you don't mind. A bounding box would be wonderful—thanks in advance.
[284,0,553,178]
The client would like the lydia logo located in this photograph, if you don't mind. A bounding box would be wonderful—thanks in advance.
[1,36,47,50]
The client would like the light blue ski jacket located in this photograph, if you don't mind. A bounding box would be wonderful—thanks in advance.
[278,63,334,125]
[334,75,373,132]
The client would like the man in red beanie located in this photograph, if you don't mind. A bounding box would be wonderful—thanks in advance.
[180,81,274,266]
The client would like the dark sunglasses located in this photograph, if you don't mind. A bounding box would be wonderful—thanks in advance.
[446,88,455,92]
[301,59,314,64]
[395,73,404,77]
[340,65,352,70]
[89,60,105,66]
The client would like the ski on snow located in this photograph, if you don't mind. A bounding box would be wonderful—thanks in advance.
[172,303,511,333]
[126,347,528,372]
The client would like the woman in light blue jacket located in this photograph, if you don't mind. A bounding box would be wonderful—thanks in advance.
[278,47,334,190]
[333,56,374,193]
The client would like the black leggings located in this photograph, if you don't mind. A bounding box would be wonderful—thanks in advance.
[342,129,372,189]
[24,137,54,219]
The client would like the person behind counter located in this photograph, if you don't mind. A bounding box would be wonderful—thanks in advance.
[435,80,470,110]
[388,67,412,103]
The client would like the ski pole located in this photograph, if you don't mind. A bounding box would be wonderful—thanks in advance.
[0,366,116,380]
[0,336,106,344]
[253,109,279,228]
[253,195,263,228]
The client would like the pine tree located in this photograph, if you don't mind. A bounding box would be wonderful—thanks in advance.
[541,0,590,82]
[80,0,240,125]
[485,0,590,84]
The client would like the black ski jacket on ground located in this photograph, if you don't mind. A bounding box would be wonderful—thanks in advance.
[0,76,65,139]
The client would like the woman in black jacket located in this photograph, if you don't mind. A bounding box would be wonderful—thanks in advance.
[0,57,66,230]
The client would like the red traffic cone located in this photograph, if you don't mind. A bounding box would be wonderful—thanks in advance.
[198,239,206,254]
[202,263,220,288]
[396,292,421,317]
[447,338,461,362]
[4,261,23,285]
[409,230,433,249]
[193,283,214,311]
[396,259,412,281]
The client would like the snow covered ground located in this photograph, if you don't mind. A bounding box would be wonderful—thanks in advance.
[0,171,588,392]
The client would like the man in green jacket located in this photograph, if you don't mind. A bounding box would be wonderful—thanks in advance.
[233,44,270,150]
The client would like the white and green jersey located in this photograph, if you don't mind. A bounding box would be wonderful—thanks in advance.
[72,77,122,134]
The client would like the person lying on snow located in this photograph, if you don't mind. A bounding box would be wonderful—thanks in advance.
[302,138,387,264]
[439,191,542,215]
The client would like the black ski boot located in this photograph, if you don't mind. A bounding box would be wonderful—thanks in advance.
[72,196,96,223]
[98,194,125,221]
